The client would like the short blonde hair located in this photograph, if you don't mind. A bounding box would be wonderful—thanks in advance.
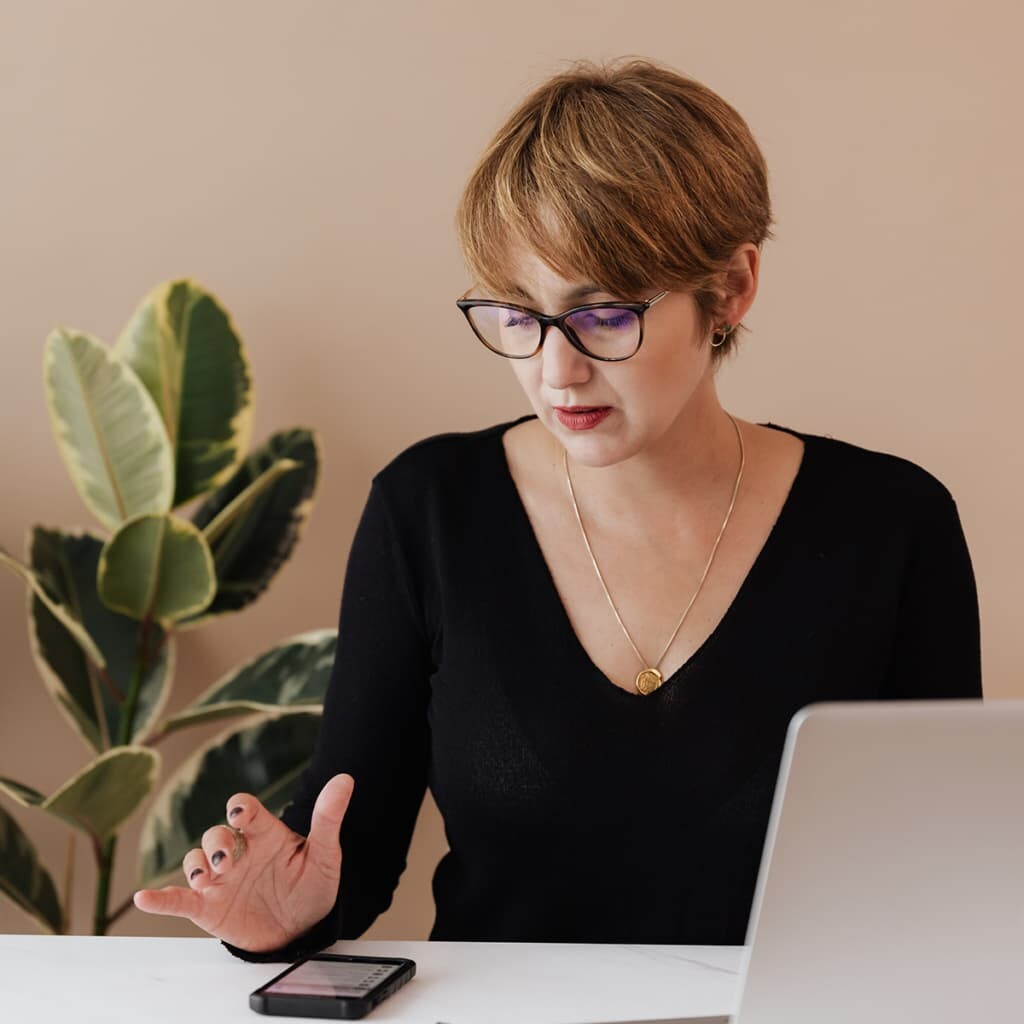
[456,58,774,358]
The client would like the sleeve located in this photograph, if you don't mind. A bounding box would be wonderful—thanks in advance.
[880,482,983,699]
[223,476,435,962]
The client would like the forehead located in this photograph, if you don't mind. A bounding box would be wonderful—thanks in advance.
[499,244,610,303]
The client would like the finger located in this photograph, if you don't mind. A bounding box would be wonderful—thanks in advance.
[182,849,213,890]
[133,885,203,920]
[201,824,242,874]
[305,774,355,864]
[224,792,278,839]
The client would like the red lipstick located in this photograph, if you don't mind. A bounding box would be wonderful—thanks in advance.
[554,406,612,430]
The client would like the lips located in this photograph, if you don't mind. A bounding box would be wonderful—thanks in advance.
[553,406,613,430]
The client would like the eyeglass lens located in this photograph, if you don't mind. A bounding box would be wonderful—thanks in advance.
[466,305,642,358]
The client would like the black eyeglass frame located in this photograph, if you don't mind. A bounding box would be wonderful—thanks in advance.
[455,290,669,362]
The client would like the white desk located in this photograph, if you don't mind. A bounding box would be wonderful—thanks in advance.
[1,935,743,1023]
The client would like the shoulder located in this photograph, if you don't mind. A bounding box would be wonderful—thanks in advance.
[371,414,536,497]
[765,423,960,525]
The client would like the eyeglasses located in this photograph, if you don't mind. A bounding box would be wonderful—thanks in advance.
[455,290,669,361]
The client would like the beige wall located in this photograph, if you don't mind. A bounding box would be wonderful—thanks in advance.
[2,0,1021,940]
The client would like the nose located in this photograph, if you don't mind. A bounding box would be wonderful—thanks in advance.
[541,325,592,392]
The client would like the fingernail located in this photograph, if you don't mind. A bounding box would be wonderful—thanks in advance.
[211,850,225,868]
[228,806,243,820]
[189,867,204,881]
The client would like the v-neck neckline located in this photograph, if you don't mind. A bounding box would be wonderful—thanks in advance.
[494,414,814,700]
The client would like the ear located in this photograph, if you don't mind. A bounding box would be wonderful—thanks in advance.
[713,244,760,327]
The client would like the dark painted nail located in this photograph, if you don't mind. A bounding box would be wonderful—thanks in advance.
[228,806,243,820]
[189,867,203,881]
[211,850,225,868]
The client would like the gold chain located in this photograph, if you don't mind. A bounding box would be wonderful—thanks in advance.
[563,412,746,695]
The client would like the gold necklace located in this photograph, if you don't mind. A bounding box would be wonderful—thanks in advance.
[563,413,746,696]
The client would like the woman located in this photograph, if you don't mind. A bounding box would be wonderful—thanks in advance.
[133,58,982,960]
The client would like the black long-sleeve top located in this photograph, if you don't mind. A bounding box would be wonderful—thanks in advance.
[230,415,983,961]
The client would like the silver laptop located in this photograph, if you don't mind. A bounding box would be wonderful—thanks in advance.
[600,699,1024,1024]
[737,698,1024,1023]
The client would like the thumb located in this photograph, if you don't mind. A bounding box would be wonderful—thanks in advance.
[305,773,355,864]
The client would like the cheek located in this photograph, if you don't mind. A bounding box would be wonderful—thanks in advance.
[649,329,709,381]
[623,341,707,413]
[507,360,545,408]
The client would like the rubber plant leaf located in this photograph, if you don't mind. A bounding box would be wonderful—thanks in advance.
[0,804,63,934]
[98,514,215,625]
[0,545,106,670]
[3,748,160,845]
[26,528,173,752]
[0,778,46,807]
[138,713,320,887]
[43,328,173,531]
[180,428,319,628]
[113,279,253,508]
[156,629,335,737]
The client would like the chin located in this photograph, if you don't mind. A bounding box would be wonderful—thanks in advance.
[558,430,641,470]
[534,406,639,464]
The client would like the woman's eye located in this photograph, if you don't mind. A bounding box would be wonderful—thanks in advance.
[503,313,537,329]
[573,310,634,331]
[599,313,632,329]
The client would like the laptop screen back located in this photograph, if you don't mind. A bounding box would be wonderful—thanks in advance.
[735,700,1024,1024]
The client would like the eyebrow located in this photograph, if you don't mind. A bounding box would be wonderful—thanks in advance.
[509,283,609,303]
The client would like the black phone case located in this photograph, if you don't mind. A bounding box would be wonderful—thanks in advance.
[250,954,416,1019]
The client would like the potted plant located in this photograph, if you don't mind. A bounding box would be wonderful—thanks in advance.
[0,279,336,935]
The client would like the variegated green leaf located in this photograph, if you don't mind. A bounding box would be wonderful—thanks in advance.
[157,629,335,737]
[0,778,46,807]
[27,528,173,752]
[0,545,106,669]
[98,514,215,624]
[42,747,159,843]
[0,804,63,934]
[201,459,300,547]
[43,328,173,530]
[113,279,254,507]
[181,429,319,628]
[139,713,320,887]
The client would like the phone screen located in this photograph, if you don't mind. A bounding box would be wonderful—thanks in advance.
[263,958,406,999]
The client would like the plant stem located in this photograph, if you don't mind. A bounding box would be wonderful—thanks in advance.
[62,832,75,934]
[142,724,168,746]
[94,616,153,934]
[92,834,116,935]
[106,894,135,928]
[116,615,153,746]
[95,665,125,704]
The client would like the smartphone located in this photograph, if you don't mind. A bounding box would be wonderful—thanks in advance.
[249,953,416,1019]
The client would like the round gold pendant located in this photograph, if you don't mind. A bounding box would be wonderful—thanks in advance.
[635,668,663,696]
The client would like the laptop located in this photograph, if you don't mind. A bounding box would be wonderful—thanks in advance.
[599,699,1024,1024]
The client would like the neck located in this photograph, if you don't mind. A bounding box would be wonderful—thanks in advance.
[560,384,743,531]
